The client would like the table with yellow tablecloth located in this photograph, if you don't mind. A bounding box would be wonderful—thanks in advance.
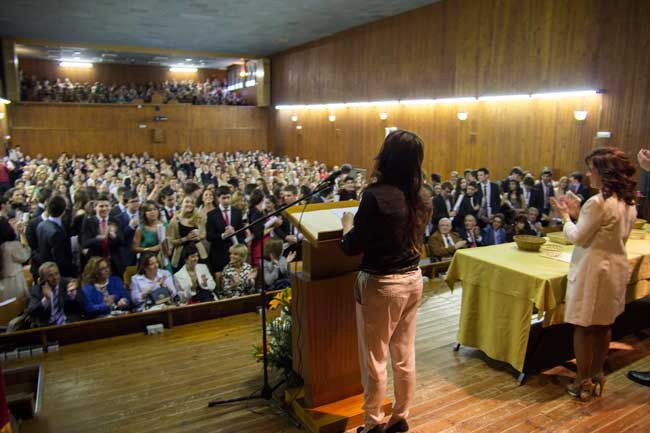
[445,233,650,373]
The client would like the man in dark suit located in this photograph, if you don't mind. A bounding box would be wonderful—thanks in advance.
[31,187,52,219]
[454,181,480,230]
[108,186,129,220]
[80,193,125,277]
[111,190,140,267]
[522,176,544,214]
[457,214,484,248]
[206,185,245,273]
[26,205,49,279]
[159,187,177,224]
[568,171,591,203]
[36,195,77,278]
[25,262,83,327]
[475,167,501,226]
[481,213,509,245]
[275,185,304,259]
[432,182,455,226]
[538,168,555,216]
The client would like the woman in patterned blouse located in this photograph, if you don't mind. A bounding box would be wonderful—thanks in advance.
[219,244,257,298]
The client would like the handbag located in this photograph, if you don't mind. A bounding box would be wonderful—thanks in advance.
[147,286,172,306]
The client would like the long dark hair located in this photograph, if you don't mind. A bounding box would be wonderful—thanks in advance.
[372,130,431,250]
[585,147,636,205]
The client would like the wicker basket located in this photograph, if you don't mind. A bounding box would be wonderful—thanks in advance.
[513,235,546,252]
[539,243,564,257]
[633,219,647,229]
[547,231,573,245]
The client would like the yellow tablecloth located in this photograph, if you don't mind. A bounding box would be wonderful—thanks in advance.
[445,233,650,372]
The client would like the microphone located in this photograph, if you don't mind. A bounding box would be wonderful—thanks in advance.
[322,164,352,184]
[322,169,343,184]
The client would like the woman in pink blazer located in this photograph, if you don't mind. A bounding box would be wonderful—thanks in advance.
[552,147,637,401]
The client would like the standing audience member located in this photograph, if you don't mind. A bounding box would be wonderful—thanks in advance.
[476,167,501,224]
[26,262,83,327]
[551,147,637,400]
[80,257,130,318]
[0,217,31,301]
[167,196,207,272]
[36,195,77,277]
[131,200,167,268]
[80,194,125,277]
[206,186,245,273]
[432,182,455,225]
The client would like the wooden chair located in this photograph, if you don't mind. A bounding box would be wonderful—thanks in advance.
[0,298,28,327]
[214,272,222,292]
[123,266,138,290]
[419,245,435,278]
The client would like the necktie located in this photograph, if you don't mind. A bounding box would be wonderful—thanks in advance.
[50,286,64,325]
[101,218,109,258]
[483,184,487,207]
[169,208,174,220]
[445,235,452,248]
[223,208,230,226]
[469,232,477,248]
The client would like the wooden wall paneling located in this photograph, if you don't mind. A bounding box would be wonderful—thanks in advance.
[270,0,649,179]
[9,103,268,158]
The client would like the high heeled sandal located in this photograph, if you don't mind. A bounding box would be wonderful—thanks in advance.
[592,373,606,397]
[566,379,594,401]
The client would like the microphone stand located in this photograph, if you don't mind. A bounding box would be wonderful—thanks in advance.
[207,179,335,407]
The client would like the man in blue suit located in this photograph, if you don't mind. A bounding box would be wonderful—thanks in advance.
[110,190,140,267]
[481,213,509,245]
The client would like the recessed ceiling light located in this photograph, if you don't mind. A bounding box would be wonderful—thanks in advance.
[185,58,192,61]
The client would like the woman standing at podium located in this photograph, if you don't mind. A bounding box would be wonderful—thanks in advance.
[552,147,637,401]
[341,130,432,433]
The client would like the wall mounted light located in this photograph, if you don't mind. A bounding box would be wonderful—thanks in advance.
[170,66,198,72]
[574,110,588,121]
[296,125,303,130]
[328,115,336,122]
[457,112,468,121]
[0,113,4,119]
[478,94,530,102]
[291,115,298,122]
[379,112,388,120]
[0,98,10,105]
[60,61,93,68]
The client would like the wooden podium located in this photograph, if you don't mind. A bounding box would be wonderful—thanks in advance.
[286,201,391,433]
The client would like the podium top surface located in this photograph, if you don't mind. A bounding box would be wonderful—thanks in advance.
[285,201,359,244]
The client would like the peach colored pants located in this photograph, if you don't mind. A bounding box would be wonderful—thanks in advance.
[355,269,422,431]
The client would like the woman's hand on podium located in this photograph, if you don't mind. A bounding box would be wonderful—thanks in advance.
[341,212,354,235]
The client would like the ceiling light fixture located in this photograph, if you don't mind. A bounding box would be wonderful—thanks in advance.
[574,110,588,121]
[170,66,198,72]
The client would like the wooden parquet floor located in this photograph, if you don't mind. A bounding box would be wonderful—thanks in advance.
[6,279,650,433]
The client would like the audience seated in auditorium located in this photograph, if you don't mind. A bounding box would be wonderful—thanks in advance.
[26,262,83,327]
[522,207,543,237]
[81,257,130,319]
[338,176,358,201]
[481,213,510,245]
[173,245,216,303]
[220,244,257,298]
[428,218,466,261]
[20,74,248,105]
[457,214,483,248]
[129,251,177,311]
[263,238,295,290]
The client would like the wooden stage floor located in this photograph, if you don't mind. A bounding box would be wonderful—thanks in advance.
[6,279,650,433]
